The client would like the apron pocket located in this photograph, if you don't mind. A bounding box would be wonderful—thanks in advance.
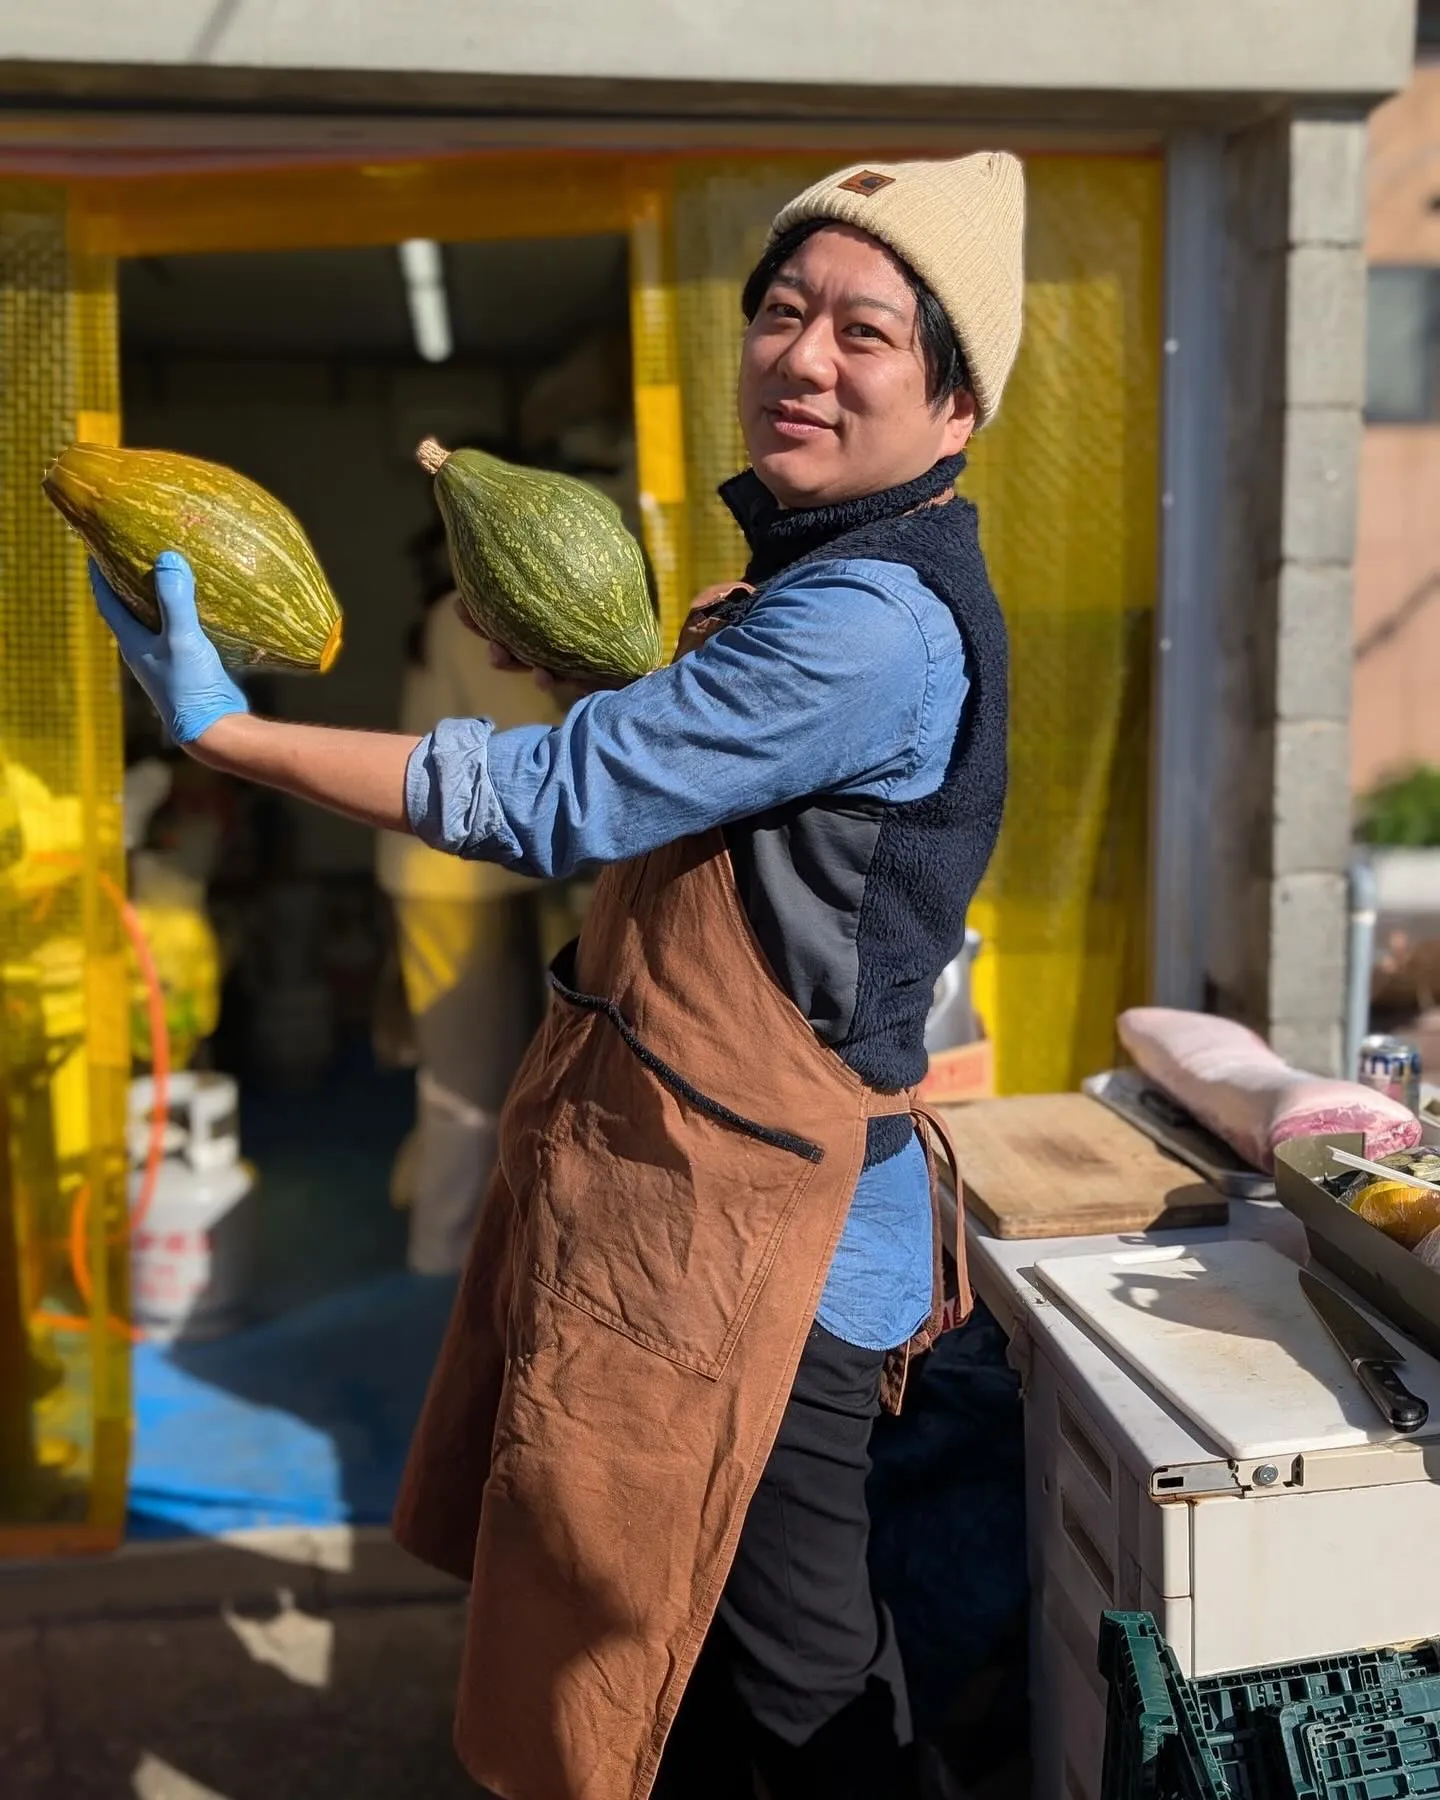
[524,955,824,1379]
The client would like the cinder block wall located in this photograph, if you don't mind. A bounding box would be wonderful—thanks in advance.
[1208,113,1367,1074]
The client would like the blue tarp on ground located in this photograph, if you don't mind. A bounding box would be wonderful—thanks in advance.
[127,1270,457,1538]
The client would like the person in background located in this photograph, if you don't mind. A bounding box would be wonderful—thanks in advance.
[375,524,560,1274]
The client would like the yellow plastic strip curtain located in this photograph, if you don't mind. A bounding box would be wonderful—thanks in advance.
[628,158,830,645]
[628,179,693,645]
[0,184,130,1555]
[630,154,1161,1091]
[964,157,1162,1093]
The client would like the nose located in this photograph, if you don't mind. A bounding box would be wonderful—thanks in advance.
[775,316,838,389]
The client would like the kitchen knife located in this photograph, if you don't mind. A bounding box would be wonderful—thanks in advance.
[1298,1267,1430,1435]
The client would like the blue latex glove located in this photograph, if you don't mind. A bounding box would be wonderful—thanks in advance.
[90,551,248,745]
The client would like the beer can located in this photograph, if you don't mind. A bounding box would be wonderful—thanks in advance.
[1357,1033,1423,1115]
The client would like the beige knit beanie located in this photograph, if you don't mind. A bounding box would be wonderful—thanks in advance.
[768,152,1026,427]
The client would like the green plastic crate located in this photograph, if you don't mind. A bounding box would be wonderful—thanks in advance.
[1098,1613,1440,1800]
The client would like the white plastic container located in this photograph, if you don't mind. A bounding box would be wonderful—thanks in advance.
[969,1207,1440,1800]
[128,1070,239,1174]
[127,1072,256,1342]
[129,1157,256,1342]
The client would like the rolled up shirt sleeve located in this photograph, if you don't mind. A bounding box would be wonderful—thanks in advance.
[403,560,954,880]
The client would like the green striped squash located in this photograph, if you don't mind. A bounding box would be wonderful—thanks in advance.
[416,438,660,684]
[43,444,343,674]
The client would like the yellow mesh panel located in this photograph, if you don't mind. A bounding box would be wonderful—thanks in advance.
[0,186,129,1554]
[670,161,830,598]
[631,153,1161,1092]
[963,158,1161,1092]
[628,179,693,646]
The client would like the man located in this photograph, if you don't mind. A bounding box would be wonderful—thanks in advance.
[94,152,1023,1800]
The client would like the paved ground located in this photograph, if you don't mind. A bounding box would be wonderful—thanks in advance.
[0,1528,1025,1800]
[0,1527,489,1800]
[1,1592,483,1800]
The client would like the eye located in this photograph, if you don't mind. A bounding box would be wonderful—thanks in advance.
[845,321,886,341]
[766,299,802,320]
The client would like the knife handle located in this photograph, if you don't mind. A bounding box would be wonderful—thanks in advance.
[1356,1360,1430,1435]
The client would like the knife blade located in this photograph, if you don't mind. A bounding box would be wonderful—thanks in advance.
[1298,1267,1430,1435]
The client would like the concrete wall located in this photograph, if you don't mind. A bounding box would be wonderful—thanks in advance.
[1207,115,1367,1074]
[0,0,1417,102]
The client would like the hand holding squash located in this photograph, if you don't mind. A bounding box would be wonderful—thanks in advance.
[45,443,343,674]
[91,552,250,745]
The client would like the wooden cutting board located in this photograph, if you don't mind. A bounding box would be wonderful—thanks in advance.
[935,1093,1228,1239]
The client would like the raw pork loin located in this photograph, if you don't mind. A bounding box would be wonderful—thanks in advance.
[1118,1007,1421,1173]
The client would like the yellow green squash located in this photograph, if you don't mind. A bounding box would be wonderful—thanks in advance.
[43,444,343,674]
[416,437,660,684]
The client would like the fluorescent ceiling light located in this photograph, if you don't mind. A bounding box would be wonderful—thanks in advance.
[398,238,452,363]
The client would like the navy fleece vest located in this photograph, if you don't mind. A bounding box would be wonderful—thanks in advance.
[715,455,1009,1158]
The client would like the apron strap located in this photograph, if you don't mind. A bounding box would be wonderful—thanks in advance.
[911,1103,971,1327]
[877,1101,973,1415]
[863,1085,918,1120]
[912,1101,961,1189]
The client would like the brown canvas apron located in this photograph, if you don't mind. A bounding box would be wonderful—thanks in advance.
[394,613,972,1800]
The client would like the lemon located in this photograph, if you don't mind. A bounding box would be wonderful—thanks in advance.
[1350,1177,1440,1249]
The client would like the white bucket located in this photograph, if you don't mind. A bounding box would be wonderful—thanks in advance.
[127,1070,240,1174]
[129,1158,257,1343]
[127,1072,256,1342]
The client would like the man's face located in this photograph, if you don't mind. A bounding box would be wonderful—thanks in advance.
[737,224,976,509]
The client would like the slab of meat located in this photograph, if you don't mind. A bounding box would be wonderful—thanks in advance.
[1118,1007,1421,1173]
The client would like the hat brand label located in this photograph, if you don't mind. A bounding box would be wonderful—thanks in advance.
[838,170,895,198]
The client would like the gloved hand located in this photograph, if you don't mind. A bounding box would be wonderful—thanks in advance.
[90,551,249,745]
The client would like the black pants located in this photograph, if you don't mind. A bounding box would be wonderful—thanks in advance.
[653,1323,916,1800]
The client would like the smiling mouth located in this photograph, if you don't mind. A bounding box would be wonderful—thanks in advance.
[765,401,836,436]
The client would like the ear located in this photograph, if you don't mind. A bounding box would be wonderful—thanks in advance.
[938,387,977,455]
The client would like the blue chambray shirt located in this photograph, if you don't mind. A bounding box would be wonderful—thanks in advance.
[406,558,968,1352]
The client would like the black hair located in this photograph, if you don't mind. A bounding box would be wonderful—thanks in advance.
[740,217,971,410]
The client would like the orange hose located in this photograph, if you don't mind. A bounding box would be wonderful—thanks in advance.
[97,868,170,1242]
[26,852,171,1334]
[69,1181,93,1309]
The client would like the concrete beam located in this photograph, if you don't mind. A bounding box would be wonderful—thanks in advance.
[1281,406,1363,566]
[1285,245,1368,410]
[1269,871,1349,1021]
[1206,112,1366,1072]
[0,0,1418,102]
[1289,116,1370,246]
[1274,563,1354,724]
[1273,720,1355,875]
